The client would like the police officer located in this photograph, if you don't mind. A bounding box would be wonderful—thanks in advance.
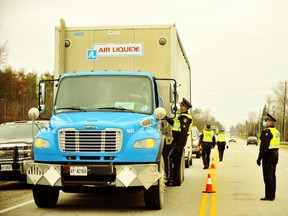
[199,123,216,169]
[257,113,280,201]
[217,129,227,162]
[165,98,193,185]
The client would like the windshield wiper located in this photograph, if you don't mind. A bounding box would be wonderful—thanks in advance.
[98,107,135,113]
[56,106,87,112]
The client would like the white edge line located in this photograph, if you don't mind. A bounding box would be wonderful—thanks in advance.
[0,199,34,214]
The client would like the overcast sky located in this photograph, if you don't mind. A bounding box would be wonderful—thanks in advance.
[0,0,287,129]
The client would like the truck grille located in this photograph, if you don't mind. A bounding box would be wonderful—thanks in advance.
[59,129,122,152]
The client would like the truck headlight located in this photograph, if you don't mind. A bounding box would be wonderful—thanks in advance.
[134,138,156,149]
[34,138,50,148]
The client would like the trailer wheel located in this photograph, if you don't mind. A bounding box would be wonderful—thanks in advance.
[33,185,60,208]
[144,156,166,210]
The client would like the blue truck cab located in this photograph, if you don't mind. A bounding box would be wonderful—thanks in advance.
[26,71,178,210]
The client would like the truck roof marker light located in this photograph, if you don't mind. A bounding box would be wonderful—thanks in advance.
[158,37,167,46]
[65,40,71,48]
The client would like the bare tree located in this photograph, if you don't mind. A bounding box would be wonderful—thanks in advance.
[271,81,288,140]
[247,111,257,136]
[0,41,8,69]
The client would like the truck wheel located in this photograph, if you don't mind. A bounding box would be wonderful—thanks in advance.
[174,152,185,186]
[144,156,165,210]
[33,185,59,208]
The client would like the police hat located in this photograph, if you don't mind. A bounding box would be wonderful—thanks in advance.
[180,98,192,109]
[265,113,277,122]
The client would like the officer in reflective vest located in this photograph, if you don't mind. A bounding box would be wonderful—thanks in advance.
[217,129,227,162]
[257,113,280,201]
[198,123,216,169]
[166,98,193,185]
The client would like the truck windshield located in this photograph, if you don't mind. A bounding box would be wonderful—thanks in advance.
[54,75,153,114]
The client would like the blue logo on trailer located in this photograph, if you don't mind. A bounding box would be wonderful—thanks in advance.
[87,50,97,60]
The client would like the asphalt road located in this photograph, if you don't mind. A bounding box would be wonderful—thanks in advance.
[1,138,288,216]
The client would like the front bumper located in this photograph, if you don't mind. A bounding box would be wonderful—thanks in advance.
[0,162,26,181]
[26,161,161,189]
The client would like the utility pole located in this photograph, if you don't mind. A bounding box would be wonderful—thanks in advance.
[258,109,261,136]
[283,81,287,141]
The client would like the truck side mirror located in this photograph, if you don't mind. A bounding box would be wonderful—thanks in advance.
[154,107,166,120]
[40,82,46,103]
[169,82,174,103]
[28,107,40,120]
[39,82,46,114]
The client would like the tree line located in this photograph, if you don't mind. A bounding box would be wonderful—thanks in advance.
[0,66,286,140]
[194,82,288,141]
[0,67,54,123]
[228,82,288,141]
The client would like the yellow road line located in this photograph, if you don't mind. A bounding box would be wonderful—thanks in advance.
[210,193,217,216]
[198,193,208,215]
[198,151,218,216]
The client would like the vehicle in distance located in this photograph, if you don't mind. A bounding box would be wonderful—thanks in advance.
[191,126,201,158]
[0,120,48,181]
[228,136,237,143]
[247,136,258,145]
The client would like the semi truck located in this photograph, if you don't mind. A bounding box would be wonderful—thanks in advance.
[26,19,191,210]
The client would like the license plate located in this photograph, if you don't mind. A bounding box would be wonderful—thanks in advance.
[70,166,88,176]
[1,164,13,171]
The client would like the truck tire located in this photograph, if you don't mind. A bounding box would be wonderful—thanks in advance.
[33,185,60,208]
[173,152,185,186]
[144,156,165,210]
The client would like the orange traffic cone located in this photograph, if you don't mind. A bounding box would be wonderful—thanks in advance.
[203,173,215,193]
[210,158,216,169]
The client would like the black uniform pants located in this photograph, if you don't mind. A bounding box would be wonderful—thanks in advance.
[262,150,278,199]
[217,142,226,161]
[166,135,188,182]
[201,142,213,168]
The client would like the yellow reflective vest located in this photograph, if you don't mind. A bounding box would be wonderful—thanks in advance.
[217,133,226,142]
[202,130,215,142]
[171,113,193,135]
[259,127,280,149]
[268,128,280,149]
